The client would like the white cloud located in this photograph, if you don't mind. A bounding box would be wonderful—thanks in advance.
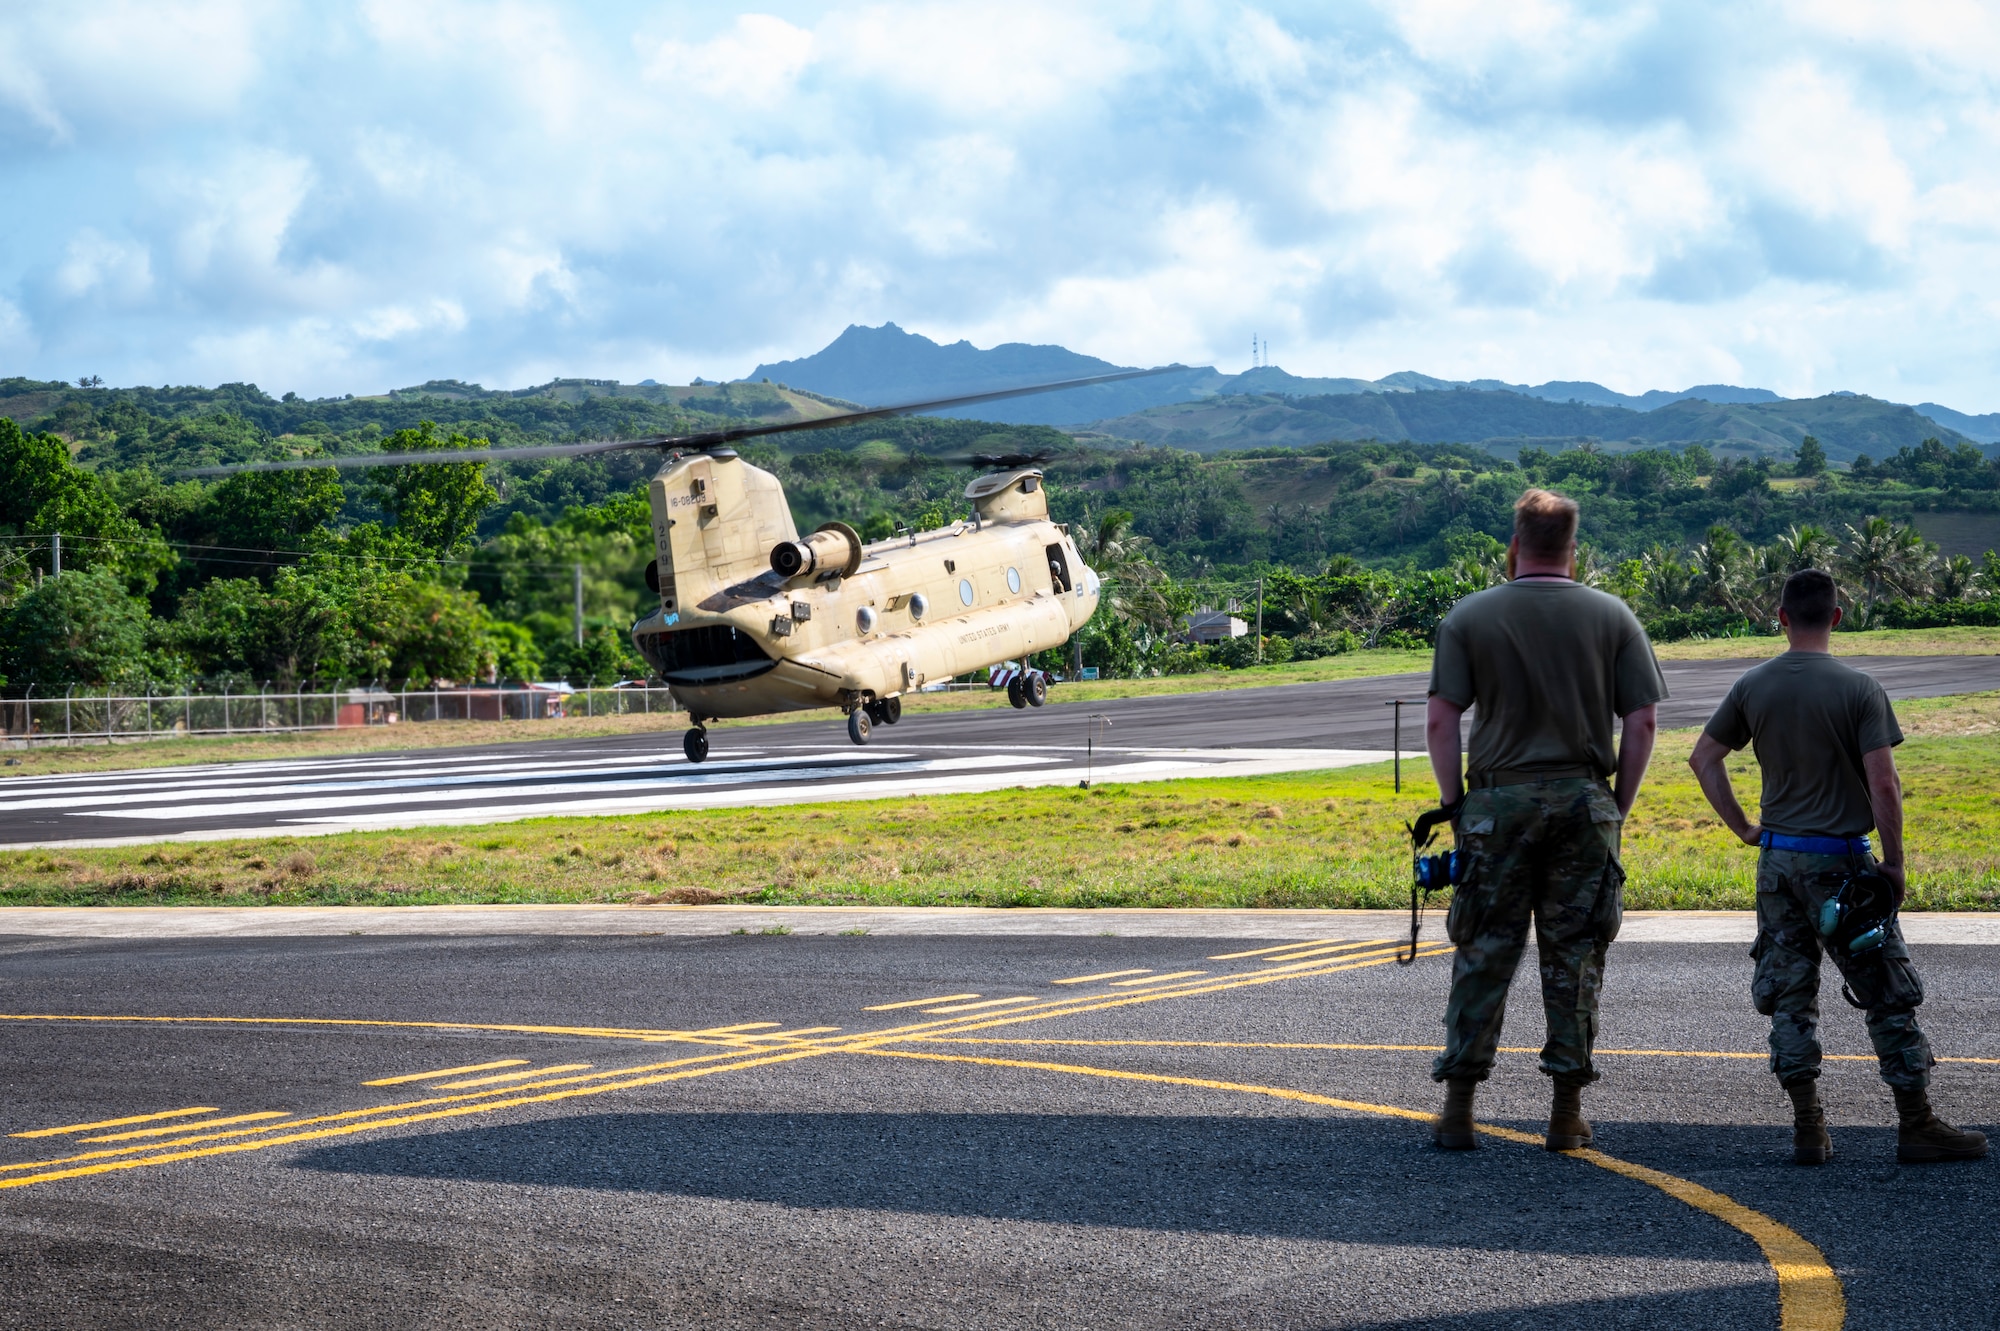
[4,1,2000,410]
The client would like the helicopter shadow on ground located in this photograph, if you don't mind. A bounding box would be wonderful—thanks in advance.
[296,1109,1758,1263]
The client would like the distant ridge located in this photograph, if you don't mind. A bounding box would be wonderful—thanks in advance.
[745,323,1987,452]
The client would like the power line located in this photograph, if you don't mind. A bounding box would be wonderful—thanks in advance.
[0,531,632,576]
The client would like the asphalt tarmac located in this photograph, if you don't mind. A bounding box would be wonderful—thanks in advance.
[1,927,1993,1328]
[6,655,1999,847]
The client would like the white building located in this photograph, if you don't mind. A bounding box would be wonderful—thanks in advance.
[1185,609,1249,643]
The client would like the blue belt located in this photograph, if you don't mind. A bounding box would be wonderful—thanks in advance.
[1760,832,1871,855]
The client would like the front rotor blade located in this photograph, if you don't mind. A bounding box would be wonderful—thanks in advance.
[179,363,1185,476]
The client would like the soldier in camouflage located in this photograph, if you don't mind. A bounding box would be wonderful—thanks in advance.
[1691,568,1985,1164]
[1425,489,1666,1151]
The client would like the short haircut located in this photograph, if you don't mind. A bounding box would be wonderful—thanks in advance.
[1781,568,1839,629]
[1513,488,1579,559]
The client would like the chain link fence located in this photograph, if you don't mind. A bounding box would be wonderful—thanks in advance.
[0,684,681,748]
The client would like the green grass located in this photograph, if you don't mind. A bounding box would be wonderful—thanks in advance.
[7,702,2000,910]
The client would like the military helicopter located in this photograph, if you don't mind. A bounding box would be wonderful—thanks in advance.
[195,365,1180,762]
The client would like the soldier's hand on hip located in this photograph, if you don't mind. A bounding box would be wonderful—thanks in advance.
[1877,860,1907,906]
[1736,822,1762,847]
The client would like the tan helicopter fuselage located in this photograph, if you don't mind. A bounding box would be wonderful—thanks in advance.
[629,450,1099,720]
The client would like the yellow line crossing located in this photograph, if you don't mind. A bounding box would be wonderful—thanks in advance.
[0,936,1856,1328]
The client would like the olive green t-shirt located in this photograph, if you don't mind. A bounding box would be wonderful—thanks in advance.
[1429,580,1668,779]
[1702,652,1902,837]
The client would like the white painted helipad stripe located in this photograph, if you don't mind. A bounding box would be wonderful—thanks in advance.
[0,747,796,799]
[1,748,1396,847]
[4,750,880,812]
[77,753,1059,822]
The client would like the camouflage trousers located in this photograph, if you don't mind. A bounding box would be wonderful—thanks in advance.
[1432,777,1625,1087]
[1753,848,1932,1090]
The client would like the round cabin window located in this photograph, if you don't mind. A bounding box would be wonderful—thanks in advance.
[856,606,878,634]
[908,592,928,621]
[958,578,975,606]
[1006,566,1022,594]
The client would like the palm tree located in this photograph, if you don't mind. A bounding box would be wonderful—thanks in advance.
[1691,525,1749,613]
[1080,507,1179,641]
[1936,554,1976,601]
[1839,517,1933,621]
[1640,544,1698,614]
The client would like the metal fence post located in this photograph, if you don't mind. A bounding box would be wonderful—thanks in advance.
[65,685,73,743]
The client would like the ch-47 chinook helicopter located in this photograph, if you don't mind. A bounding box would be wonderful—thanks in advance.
[195,365,1180,762]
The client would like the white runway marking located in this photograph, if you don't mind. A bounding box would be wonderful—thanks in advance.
[1,750,888,812]
[0,745,1404,847]
[70,754,1058,822]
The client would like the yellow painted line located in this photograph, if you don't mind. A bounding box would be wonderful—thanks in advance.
[10,1106,219,1139]
[1577,1147,1846,1328]
[364,1059,529,1087]
[1110,971,1207,987]
[0,1044,794,1177]
[863,1049,1844,1331]
[923,996,1040,1014]
[82,1111,290,1142]
[0,1047,827,1193]
[1259,941,1394,964]
[864,994,980,1011]
[916,946,1458,1041]
[0,1012,767,1045]
[1208,940,1340,960]
[0,936,1458,1193]
[909,1037,1952,1064]
[435,1063,593,1089]
[753,1027,842,1039]
[688,1023,781,1035]
[1051,969,1152,985]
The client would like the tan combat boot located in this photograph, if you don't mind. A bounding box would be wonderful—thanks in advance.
[1545,1082,1592,1151]
[1433,1078,1479,1150]
[1893,1087,1989,1163]
[1787,1080,1830,1165]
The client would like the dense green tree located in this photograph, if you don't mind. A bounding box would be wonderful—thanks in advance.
[1795,435,1827,477]
[366,422,499,557]
[208,467,345,556]
[0,567,152,688]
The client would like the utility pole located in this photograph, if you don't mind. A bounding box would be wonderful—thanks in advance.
[1255,575,1264,663]
[573,563,584,647]
[50,532,59,578]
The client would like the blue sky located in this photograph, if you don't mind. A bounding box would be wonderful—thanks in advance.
[4,1,1999,408]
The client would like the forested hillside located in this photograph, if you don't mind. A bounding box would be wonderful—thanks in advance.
[1088,388,1975,459]
[5,373,2000,696]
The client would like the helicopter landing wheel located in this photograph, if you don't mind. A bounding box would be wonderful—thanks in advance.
[882,695,902,725]
[683,727,709,764]
[1025,673,1047,707]
[1007,677,1028,709]
[848,708,872,746]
